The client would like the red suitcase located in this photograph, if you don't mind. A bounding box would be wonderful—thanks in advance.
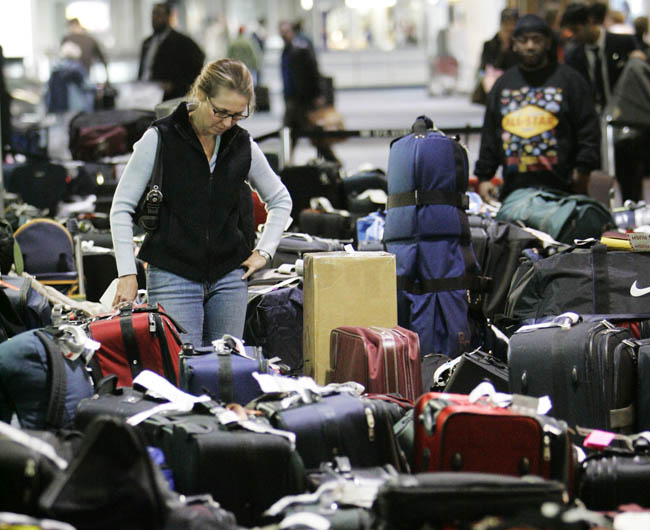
[88,303,185,387]
[413,392,574,491]
[329,326,422,402]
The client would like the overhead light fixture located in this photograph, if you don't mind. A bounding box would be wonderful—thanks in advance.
[65,1,110,33]
[301,0,314,9]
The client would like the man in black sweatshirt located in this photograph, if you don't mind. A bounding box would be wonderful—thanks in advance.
[474,14,601,203]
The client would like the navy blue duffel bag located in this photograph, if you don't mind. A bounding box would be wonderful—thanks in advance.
[0,328,94,429]
[179,336,272,405]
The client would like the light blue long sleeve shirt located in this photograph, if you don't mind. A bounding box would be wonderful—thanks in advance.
[110,127,292,277]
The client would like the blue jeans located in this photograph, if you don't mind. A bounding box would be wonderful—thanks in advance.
[146,265,248,348]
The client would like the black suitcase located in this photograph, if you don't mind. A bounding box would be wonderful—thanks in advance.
[636,338,650,431]
[578,450,650,510]
[443,349,509,394]
[372,472,567,529]
[253,391,405,472]
[74,383,169,437]
[271,233,345,268]
[3,160,68,214]
[298,209,355,240]
[151,412,305,527]
[509,317,637,434]
[469,215,545,320]
[279,163,345,223]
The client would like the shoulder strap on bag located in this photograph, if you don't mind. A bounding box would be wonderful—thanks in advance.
[34,329,67,430]
[150,124,163,189]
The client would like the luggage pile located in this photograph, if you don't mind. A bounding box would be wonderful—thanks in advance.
[3,115,650,530]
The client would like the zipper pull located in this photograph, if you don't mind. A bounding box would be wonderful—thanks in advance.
[149,313,156,333]
[365,407,376,442]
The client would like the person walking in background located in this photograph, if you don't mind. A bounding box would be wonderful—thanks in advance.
[562,2,647,202]
[279,20,340,164]
[61,18,109,80]
[474,14,600,204]
[472,7,519,104]
[46,41,94,113]
[138,2,205,101]
[110,59,292,345]
[227,26,259,84]
[561,2,643,112]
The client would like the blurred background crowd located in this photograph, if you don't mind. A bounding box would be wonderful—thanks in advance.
[0,0,649,199]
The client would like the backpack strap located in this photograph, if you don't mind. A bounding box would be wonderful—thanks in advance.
[34,329,67,430]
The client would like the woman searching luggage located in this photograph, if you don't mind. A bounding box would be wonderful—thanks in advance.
[110,59,292,346]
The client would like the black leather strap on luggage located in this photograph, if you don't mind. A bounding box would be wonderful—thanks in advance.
[153,313,177,385]
[610,403,635,430]
[320,405,342,461]
[119,309,143,380]
[396,274,488,295]
[34,329,67,430]
[217,353,234,403]
[591,244,610,314]
[387,190,469,210]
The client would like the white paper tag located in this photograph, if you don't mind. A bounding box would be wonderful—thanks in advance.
[99,278,119,310]
[253,372,321,394]
[132,370,208,408]
[628,232,650,252]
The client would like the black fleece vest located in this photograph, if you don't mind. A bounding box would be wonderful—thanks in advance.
[138,103,253,282]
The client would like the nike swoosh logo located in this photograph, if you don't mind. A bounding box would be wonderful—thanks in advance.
[630,280,650,297]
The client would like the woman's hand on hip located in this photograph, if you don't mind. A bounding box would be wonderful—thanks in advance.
[241,250,268,280]
[112,274,139,307]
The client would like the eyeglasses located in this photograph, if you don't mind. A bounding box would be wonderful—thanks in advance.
[207,98,249,121]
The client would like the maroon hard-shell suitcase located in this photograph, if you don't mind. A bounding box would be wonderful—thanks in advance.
[413,392,574,493]
[87,303,185,387]
[329,326,422,402]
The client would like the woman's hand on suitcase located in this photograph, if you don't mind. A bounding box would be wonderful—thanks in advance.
[113,274,138,307]
[240,250,268,280]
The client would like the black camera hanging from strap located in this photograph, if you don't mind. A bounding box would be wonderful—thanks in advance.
[134,124,163,233]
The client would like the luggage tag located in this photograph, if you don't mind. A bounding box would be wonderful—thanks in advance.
[54,324,101,365]
[578,426,650,452]
[212,334,255,360]
[127,370,211,425]
[252,373,364,408]
[468,381,553,416]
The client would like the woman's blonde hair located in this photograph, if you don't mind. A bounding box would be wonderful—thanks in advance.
[187,59,256,111]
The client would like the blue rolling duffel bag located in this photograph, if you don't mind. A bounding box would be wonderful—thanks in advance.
[384,116,485,359]
[178,335,272,405]
[0,327,94,430]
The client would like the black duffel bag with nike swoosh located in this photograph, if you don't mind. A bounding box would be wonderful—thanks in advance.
[502,243,650,328]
